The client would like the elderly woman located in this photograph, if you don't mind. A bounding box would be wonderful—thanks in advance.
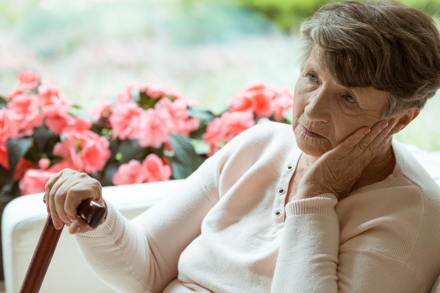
[44,1,440,292]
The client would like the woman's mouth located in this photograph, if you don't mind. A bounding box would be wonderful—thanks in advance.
[300,125,324,138]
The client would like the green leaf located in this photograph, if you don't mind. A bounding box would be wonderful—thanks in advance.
[187,106,216,123]
[100,162,119,187]
[137,92,159,110]
[190,139,210,155]
[118,139,149,164]
[283,108,293,123]
[7,137,33,176]
[71,104,81,109]
[0,97,7,109]
[0,165,11,191]
[0,180,21,205]
[189,122,208,140]
[33,124,58,153]
[23,145,41,164]
[168,134,203,179]
[170,162,189,180]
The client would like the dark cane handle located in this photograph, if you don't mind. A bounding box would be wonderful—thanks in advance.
[77,198,107,229]
[19,199,106,293]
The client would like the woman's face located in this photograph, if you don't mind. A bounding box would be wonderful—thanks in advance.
[292,49,389,158]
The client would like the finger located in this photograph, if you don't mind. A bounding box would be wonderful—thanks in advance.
[367,118,397,152]
[353,119,389,155]
[45,171,64,217]
[64,183,98,220]
[55,181,81,225]
[332,126,370,156]
[49,174,70,230]
[45,170,64,199]
[385,121,404,139]
[49,194,64,230]
[68,218,93,235]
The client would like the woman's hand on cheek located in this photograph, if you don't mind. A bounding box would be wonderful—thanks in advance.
[294,118,398,201]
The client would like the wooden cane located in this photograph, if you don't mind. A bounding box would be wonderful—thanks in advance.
[19,198,107,293]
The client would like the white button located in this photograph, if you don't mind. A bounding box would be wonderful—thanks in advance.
[277,188,286,195]
[273,209,283,218]
[286,164,294,171]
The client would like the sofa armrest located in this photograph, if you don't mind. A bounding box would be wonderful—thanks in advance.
[1,180,183,293]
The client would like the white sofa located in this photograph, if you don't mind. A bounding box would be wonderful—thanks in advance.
[2,180,184,293]
[2,143,440,293]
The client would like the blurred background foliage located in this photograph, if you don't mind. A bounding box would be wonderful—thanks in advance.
[228,0,440,30]
[0,0,439,151]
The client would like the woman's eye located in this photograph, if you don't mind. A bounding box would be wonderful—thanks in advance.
[344,94,356,103]
[308,73,318,82]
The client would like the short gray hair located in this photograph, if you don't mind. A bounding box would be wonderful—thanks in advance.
[300,0,440,117]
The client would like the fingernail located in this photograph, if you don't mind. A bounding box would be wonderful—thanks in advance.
[67,214,74,222]
[363,128,371,135]
[380,121,388,130]
[53,219,61,230]
[76,226,81,233]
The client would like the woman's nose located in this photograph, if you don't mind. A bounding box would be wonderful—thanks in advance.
[304,89,331,123]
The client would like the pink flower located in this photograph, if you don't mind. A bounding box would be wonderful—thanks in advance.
[38,158,50,170]
[88,96,113,122]
[137,109,169,148]
[61,117,92,132]
[0,142,39,179]
[112,160,145,185]
[9,71,40,97]
[19,169,54,195]
[203,111,255,156]
[228,83,276,118]
[228,94,255,112]
[53,129,111,173]
[0,108,19,142]
[0,141,8,169]
[138,83,182,100]
[272,88,294,121]
[42,104,75,135]
[38,81,71,108]
[142,154,172,183]
[117,92,131,104]
[48,160,78,173]
[203,117,226,154]
[13,159,38,180]
[155,98,199,136]
[109,103,142,140]
[180,117,200,136]
[222,111,255,142]
[73,118,92,131]
[7,94,44,137]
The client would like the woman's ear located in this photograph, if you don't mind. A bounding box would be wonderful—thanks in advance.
[392,107,420,134]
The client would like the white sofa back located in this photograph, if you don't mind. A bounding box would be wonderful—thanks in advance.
[2,180,184,293]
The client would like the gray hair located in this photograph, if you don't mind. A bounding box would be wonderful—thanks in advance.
[299,0,440,117]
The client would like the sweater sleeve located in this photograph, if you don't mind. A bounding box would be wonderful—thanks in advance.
[73,125,257,293]
[271,193,426,293]
[74,156,221,293]
[271,193,340,292]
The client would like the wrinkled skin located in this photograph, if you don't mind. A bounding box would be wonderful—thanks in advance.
[292,48,420,201]
[44,168,106,233]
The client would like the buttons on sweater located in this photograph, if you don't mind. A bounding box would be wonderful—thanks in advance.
[277,188,286,195]
[286,164,294,171]
[273,209,283,218]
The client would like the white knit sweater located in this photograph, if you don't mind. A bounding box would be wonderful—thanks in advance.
[75,121,440,293]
